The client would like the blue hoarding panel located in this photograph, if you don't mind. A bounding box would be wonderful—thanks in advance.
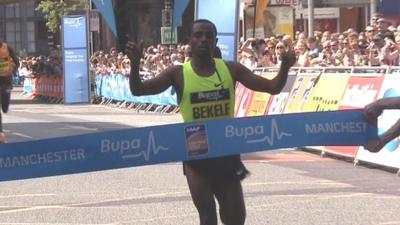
[217,35,236,61]
[63,16,88,49]
[196,0,238,61]
[62,15,90,104]
[64,49,90,103]
[92,0,118,36]
[197,0,238,34]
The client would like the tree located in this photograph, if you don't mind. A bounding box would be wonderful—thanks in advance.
[36,0,86,33]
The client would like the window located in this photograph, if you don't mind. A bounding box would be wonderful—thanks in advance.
[27,21,36,52]
[0,5,4,18]
[5,3,20,18]
[5,21,22,52]
[26,0,35,17]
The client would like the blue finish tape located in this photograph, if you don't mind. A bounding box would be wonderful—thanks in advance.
[0,110,376,181]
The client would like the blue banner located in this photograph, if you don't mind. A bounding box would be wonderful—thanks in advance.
[92,0,117,37]
[196,0,239,61]
[172,0,191,30]
[197,0,238,34]
[95,73,178,105]
[62,15,90,104]
[63,16,87,48]
[0,110,376,181]
[217,35,236,62]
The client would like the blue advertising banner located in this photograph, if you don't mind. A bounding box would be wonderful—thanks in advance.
[0,110,377,181]
[196,0,239,61]
[197,0,237,33]
[217,35,236,62]
[172,0,191,30]
[95,73,178,105]
[92,0,117,36]
[63,16,87,48]
[62,15,90,104]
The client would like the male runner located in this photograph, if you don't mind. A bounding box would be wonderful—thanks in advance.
[126,19,295,225]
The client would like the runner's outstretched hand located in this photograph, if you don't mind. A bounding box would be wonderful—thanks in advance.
[364,138,385,153]
[125,36,143,66]
[364,101,382,124]
[281,50,296,69]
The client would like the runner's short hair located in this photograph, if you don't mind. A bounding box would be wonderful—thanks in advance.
[192,19,217,36]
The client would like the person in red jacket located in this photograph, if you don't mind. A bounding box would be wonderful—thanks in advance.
[0,37,20,143]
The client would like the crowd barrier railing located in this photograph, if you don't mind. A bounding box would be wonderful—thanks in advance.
[22,75,64,103]
[20,67,400,172]
[22,72,178,112]
[95,72,178,113]
[236,66,400,174]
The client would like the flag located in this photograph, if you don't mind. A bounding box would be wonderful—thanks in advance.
[92,0,117,37]
[172,0,191,30]
[256,0,270,27]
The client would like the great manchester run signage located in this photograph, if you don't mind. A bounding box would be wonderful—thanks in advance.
[62,15,90,104]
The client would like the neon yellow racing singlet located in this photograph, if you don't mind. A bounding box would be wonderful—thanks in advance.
[180,58,235,122]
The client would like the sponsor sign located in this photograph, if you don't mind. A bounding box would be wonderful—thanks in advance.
[244,5,294,39]
[62,15,90,104]
[284,74,318,113]
[247,73,276,116]
[196,0,239,61]
[235,86,255,117]
[323,74,384,157]
[161,27,178,45]
[267,72,297,115]
[302,74,349,112]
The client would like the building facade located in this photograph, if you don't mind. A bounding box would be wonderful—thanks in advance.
[2,0,396,57]
[0,0,51,56]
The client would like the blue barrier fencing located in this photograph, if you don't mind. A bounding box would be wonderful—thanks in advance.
[95,73,178,106]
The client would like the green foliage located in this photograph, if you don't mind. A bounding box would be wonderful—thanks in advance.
[35,0,86,33]
[17,49,27,59]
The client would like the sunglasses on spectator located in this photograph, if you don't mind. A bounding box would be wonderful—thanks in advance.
[276,46,284,49]
[366,30,374,33]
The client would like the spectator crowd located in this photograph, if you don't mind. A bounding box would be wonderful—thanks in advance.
[14,55,63,84]
[17,14,400,84]
[239,15,400,69]
[89,44,189,80]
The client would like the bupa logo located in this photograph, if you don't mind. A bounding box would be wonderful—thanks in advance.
[65,17,84,28]
[225,119,292,146]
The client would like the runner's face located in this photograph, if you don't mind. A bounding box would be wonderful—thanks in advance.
[190,22,216,56]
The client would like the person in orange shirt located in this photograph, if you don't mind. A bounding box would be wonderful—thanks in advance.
[0,37,20,143]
